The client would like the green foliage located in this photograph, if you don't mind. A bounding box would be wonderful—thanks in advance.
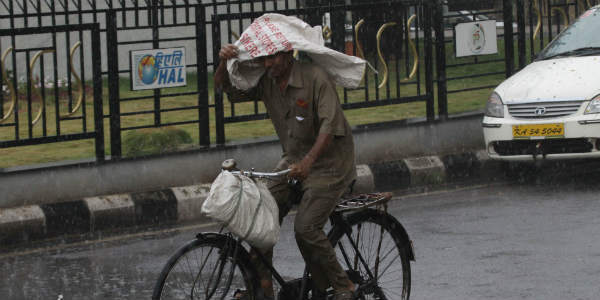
[123,127,193,157]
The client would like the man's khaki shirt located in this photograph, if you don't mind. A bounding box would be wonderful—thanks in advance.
[224,61,356,191]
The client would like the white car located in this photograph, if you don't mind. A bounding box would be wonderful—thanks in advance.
[482,5,600,161]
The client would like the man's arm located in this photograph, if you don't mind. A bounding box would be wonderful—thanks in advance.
[289,68,348,181]
[289,133,332,180]
[214,44,237,90]
[214,44,260,102]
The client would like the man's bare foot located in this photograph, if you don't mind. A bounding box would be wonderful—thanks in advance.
[260,279,274,299]
[347,280,356,292]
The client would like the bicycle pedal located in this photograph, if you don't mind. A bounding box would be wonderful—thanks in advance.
[232,289,250,300]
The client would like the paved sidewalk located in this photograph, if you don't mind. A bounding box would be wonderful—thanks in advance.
[0,150,504,248]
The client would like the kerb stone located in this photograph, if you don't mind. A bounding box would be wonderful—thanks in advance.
[0,206,46,243]
[84,195,136,231]
[404,156,447,186]
[171,184,211,223]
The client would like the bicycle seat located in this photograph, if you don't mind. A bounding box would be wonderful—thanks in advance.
[335,192,392,212]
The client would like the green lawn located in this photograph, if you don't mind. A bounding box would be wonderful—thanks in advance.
[0,36,544,169]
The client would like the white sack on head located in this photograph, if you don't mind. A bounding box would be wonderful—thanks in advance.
[227,13,366,90]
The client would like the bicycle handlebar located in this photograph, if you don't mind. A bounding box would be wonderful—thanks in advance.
[229,169,291,180]
[222,159,292,180]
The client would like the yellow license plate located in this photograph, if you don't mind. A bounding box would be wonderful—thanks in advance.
[512,124,564,138]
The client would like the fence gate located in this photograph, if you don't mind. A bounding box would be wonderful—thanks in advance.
[104,3,210,159]
[0,24,104,162]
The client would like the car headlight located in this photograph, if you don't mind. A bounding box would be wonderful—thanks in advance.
[585,95,600,114]
[485,92,504,118]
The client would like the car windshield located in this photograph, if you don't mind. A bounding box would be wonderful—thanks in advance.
[537,6,600,60]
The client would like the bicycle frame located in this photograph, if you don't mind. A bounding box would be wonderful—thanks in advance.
[155,161,413,300]
[200,208,385,300]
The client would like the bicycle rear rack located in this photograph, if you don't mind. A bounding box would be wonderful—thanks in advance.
[335,192,392,212]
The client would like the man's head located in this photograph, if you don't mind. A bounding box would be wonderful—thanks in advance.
[260,50,294,79]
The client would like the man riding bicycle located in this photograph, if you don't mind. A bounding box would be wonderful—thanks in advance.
[214,14,364,300]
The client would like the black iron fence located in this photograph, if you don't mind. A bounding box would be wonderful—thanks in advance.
[0,23,104,160]
[1,0,597,168]
[210,0,437,144]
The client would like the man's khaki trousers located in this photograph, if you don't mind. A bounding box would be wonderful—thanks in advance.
[251,175,350,293]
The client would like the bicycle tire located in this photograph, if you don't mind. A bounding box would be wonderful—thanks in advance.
[153,233,259,300]
[330,209,412,300]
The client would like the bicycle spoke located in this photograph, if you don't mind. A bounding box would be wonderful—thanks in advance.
[332,210,411,300]
[378,252,400,278]
[378,286,405,299]
[338,241,354,272]
[378,242,395,263]
[183,254,197,294]
[206,249,228,299]
[219,241,239,300]
[346,230,376,279]
[154,237,253,300]
[354,223,362,270]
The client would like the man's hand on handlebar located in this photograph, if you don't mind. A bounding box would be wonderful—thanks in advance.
[288,155,315,181]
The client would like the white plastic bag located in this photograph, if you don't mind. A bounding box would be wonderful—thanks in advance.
[201,170,280,250]
[227,13,367,90]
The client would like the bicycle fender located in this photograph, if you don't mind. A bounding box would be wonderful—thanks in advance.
[382,213,416,262]
[196,231,230,241]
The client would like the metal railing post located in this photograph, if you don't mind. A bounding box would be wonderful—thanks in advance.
[106,9,122,159]
[213,15,225,145]
[423,1,435,122]
[91,23,105,162]
[503,0,515,78]
[196,5,211,147]
[516,0,526,69]
[433,0,447,121]
[152,0,161,127]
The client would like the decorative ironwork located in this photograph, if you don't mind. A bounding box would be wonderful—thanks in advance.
[533,0,542,41]
[376,21,397,89]
[230,30,239,40]
[401,14,418,82]
[29,49,55,126]
[0,47,16,124]
[551,7,568,26]
[62,41,84,117]
[354,19,365,59]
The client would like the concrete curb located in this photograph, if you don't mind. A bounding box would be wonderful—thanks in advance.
[0,151,502,247]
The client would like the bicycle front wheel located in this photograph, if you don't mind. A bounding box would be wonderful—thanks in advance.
[330,209,413,300]
[153,234,259,300]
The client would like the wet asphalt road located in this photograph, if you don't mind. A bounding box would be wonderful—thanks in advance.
[2,170,600,299]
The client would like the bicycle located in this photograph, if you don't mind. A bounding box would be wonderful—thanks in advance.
[153,159,415,300]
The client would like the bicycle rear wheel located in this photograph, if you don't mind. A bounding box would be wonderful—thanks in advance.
[153,233,259,300]
[330,209,413,300]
